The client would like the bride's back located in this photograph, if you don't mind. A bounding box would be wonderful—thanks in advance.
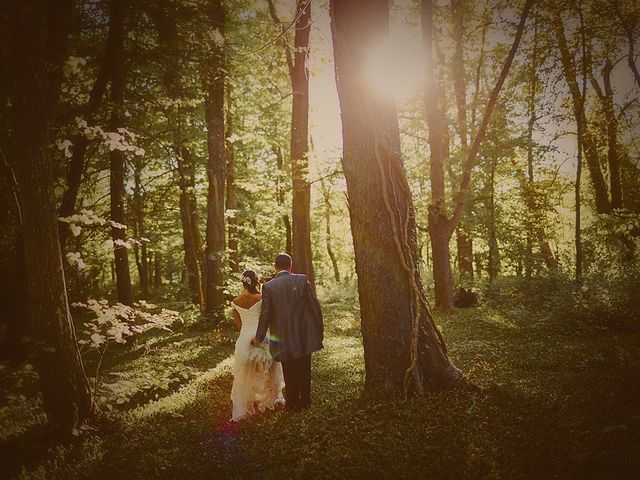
[232,294,262,332]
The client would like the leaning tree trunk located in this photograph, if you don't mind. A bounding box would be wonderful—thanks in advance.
[203,0,226,322]
[108,0,133,305]
[330,0,460,397]
[553,13,611,214]
[8,0,92,435]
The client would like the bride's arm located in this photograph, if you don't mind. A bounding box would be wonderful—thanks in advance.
[255,285,272,343]
[232,308,241,330]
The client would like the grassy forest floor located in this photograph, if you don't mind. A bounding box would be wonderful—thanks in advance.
[2,290,640,479]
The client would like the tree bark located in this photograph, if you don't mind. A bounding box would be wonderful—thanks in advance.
[267,0,314,281]
[601,59,623,209]
[424,0,531,307]
[330,0,460,397]
[108,0,133,306]
[320,179,341,283]
[225,86,239,273]
[203,0,226,322]
[553,13,611,214]
[523,17,557,276]
[450,0,473,280]
[290,0,314,285]
[423,0,454,310]
[275,145,293,254]
[8,0,92,435]
[154,252,162,288]
[610,0,640,89]
[487,155,500,282]
[132,159,149,298]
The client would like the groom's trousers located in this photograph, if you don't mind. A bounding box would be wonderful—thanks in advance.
[281,354,311,411]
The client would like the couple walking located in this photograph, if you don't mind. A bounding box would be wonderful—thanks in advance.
[229,253,324,421]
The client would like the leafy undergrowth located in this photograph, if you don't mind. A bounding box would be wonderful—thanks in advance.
[2,298,640,480]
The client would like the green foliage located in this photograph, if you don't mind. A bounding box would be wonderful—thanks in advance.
[2,299,639,479]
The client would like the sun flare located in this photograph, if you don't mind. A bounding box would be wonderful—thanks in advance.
[362,32,426,100]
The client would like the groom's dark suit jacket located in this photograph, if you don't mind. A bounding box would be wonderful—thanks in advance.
[256,271,323,362]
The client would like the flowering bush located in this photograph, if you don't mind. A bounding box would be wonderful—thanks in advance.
[72,300,182,411]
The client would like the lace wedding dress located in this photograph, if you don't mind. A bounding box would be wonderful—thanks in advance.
[230,300,285,421]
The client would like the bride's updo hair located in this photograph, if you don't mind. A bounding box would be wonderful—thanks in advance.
[241,270,260,294]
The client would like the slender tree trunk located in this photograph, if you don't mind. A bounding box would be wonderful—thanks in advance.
[553,13,611,214]
[575,4,587,282]
[423,0,454,311]
[108,0,133,306]
[487,156,500,282]
[330,0,460,397]
[225,86,239,273]
[203,0,226,322]
[456,230,473,279]
[320,179,341,283]
[151,4,205,308]
[154,253,162,288]
[523,18,558,276]
[132,159,149,298]
[58,16,114,250]
[8,0,92,435]
[601,59,622,209]
[450,0,473,280]
[267,0,314,280]
[290,0,314,285]
[610,0,640,89]
[275,145,293,254]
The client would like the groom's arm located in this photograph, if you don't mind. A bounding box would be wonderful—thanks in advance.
[306,280,324,340]
[255,284,272,343]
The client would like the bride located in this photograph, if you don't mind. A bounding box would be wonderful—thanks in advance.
[230,270,285,421]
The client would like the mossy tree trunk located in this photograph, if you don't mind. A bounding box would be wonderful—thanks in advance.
[330,0,461,397]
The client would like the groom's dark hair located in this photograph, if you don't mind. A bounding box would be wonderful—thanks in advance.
[275,253,292,270]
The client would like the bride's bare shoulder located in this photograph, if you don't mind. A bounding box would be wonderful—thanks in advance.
[233,293,262,309]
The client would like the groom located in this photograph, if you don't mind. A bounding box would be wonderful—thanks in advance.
[253,253,324,412]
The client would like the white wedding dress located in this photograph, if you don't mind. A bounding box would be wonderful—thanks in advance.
[230,300,285,421]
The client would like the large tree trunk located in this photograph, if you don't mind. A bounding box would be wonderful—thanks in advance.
[553,13,611,214]
[203,0,226,322]
[330,0,460,397]
[108,0,133,306]
[8,0,92,435]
